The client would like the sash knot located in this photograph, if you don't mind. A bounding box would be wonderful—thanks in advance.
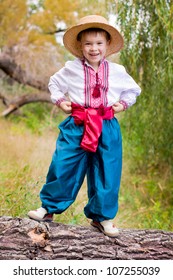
[71,103,114,152]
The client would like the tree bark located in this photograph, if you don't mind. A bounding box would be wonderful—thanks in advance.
[0,216,172,260]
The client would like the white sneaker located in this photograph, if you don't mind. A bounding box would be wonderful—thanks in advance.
[91,220,119,237]
[28,207,53,222]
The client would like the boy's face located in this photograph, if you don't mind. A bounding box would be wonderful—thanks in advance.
[80,31,110,70]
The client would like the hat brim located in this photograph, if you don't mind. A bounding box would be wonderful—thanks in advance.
[63,22,124,58]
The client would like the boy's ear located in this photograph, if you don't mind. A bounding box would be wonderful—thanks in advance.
[76,41,83,57]
[77,40,82,50]
[107,39,111,46]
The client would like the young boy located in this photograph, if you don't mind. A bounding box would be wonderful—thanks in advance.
[28,15,141,237]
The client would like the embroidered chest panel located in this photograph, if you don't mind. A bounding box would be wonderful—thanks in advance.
[83,60,109,108]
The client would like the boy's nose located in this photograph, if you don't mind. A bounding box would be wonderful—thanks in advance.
[91,44,97,51]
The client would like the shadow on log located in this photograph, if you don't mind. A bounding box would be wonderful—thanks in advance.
[0,216,172,260]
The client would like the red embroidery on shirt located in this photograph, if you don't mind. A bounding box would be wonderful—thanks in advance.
[82,59,109,108]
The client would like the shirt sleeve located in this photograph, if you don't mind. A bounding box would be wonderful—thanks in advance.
[119,66,141,108]
[48,66,69,104]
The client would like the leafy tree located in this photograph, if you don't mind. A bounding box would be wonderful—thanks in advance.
[0,0,27,48]
[113,0,173,173]
[0,0,80,48]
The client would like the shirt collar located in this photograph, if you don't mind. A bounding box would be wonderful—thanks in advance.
[81,57,106,69]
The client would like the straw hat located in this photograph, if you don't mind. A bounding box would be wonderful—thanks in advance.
[63,15,124,58]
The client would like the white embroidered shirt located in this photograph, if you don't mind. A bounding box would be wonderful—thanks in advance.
[48,58,141,108]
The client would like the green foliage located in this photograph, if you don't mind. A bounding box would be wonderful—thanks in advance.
[10,103,54,134]
[118,170,173,231]
[116,0,173,172]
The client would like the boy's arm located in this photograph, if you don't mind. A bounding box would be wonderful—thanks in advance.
[112,64,141,110]
[48,67,69,106]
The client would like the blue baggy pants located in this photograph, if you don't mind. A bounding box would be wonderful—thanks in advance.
[40,116,122,222]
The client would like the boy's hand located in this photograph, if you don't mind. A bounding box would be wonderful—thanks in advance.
[112,102,124,114]
[59,101,72,114]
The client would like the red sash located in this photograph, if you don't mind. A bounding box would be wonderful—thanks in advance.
[71,103,114,152]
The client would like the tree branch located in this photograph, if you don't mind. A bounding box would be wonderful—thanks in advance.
[0,53,48,91]
[0,92,9,106]
[0,92,51,117]
[45,28,66,35]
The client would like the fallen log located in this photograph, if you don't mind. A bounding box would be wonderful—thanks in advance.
[0,216,172,260]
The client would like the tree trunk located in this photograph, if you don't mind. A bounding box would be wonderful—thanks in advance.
[0,216,172,260]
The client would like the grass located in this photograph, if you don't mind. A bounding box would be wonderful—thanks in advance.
[118,169,173,231]
[0,102,172,231]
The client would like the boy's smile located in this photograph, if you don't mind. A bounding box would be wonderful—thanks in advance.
[80,32,110,71]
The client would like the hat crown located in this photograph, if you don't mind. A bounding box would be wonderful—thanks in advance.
[77,15,108,26]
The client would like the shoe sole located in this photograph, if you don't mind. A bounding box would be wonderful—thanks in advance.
[28,213,53,223]
[91,221,119,237]
[28,216,53,222]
